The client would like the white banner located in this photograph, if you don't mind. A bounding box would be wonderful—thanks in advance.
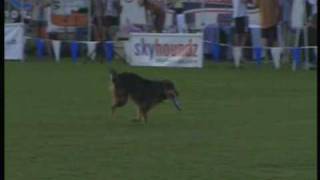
[125,33,203,68]
[5,23,25,60]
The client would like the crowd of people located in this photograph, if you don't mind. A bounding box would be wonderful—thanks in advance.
[231,0,317,65]
[89,0,318,49]
[5,0,318,62]
[8,0,316,44]
[232,0,317,47]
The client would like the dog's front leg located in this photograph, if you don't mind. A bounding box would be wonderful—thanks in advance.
[132,108,146,123]
[140,108,149,124]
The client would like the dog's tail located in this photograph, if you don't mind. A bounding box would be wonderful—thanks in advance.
[108,68,118,82]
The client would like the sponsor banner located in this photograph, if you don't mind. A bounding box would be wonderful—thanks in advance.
[5,23,25,60]
[126,33,203,68]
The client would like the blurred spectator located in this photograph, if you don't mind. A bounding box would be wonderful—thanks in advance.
[31,0,50,38]
[232,0,249,46]
[306,0,317,68]
[278,0,293,49]
[92,0,121,41]
[253,0,281,47]
[30,0,51,56]
[104,0,122,40]
[290,0,308,47]
[279,0,292,27]
[306,0,317,29]
[290,0,306,31]
[92,0,106,41]
[138,0,165,33]
[13,13,22,23]
[167,0,184,14]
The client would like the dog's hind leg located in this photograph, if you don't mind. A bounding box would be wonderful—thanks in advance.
[139,106,150,124]
[134,107,142,121]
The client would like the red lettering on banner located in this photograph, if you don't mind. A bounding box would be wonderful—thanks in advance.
[137,38,199,58]
[155,39,198,57]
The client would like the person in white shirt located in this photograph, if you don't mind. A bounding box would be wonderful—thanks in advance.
[232,0,249,46]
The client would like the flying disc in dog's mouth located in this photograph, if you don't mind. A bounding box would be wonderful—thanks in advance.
[171,97,182,111]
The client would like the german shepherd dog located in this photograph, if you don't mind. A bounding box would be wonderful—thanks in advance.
[110,69,181,123]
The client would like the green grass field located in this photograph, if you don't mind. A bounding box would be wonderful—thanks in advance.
[5,59,317,180]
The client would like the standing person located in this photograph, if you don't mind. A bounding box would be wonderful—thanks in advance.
[305,0,317,30]
[104,0,122,40]
[305,0,317,68]
[232,0,249,46]
[278,0,293,45]
[253,0,281,47]
[279,0,293,56]
[31,0,52,56]
[168,0,184,14]
[31,0,50,38]
[138,0,166,33]
[92,0,106,41]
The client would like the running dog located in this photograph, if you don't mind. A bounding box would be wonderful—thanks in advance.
[109,69,181,123]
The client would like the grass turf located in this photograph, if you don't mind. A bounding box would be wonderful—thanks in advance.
[5,59,317,180]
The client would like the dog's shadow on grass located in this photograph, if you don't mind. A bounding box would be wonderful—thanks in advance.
[127,119,147,127]
[105,118,149,128]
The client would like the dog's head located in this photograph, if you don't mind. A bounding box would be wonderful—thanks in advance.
[162,80,181,111]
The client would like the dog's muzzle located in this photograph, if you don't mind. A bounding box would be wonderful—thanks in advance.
[169,93,181,111]
[166,89,181,111]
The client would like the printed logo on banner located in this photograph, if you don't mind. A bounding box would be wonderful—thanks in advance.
[134,38,199,60]
[127,33,203,68]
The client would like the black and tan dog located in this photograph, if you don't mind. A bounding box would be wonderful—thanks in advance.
[109,69,181,123]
